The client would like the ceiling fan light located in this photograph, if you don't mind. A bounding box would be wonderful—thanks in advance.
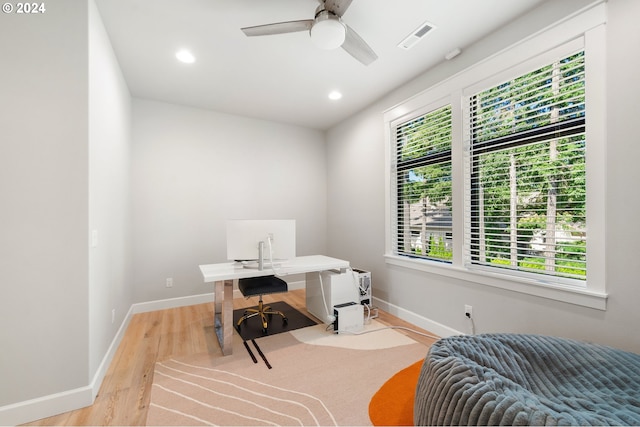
[310,18,346,50]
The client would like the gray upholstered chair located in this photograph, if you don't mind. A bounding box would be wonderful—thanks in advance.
[236,275,288,333]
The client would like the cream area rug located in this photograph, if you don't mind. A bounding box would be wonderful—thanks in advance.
[147,320,430,426]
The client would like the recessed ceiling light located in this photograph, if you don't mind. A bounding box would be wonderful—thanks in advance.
[176,49,195,64]
[328,91,343,100]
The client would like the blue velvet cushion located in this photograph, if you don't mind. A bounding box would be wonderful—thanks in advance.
[414,334,640,426]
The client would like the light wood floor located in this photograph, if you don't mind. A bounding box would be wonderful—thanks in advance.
[24,289,438,426]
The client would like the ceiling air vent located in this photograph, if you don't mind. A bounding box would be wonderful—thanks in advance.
[398,21,435,50]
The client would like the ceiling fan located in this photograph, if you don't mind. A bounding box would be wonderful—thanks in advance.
[241,0,378,66]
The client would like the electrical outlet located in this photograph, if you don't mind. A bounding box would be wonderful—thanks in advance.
[464,304,473,318]
[166,277,173,288]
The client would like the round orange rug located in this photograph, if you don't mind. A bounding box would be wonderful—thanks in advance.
[369,359,424,426]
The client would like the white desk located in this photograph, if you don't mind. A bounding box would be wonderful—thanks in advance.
[199,255,349,355]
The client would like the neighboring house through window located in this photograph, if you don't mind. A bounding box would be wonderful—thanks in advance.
[394,105,452,262]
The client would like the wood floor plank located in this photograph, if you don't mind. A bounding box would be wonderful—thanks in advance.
[22,289,438,426]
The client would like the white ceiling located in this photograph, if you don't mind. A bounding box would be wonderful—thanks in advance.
[95,0,546,130]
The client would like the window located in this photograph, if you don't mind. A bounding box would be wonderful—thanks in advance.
[393,105,452,262]
[385,30,607,309]
[465,52,587,282]
[385,9,607,308]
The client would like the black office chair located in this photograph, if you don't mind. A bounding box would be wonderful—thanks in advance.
[237,275,288,333]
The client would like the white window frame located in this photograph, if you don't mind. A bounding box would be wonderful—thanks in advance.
[384,5,607,310]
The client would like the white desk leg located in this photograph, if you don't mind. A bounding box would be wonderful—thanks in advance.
[214,279,234,356]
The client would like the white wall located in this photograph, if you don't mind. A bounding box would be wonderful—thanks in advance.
[0,1,134,423]
[0,0,90,410]
[603,0,640,351]
[131,99,328,302]
[88,0,133,384]
[326,0,640,353]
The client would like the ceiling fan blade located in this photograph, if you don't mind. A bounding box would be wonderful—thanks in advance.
[241,20,313,37]
[323,0,354,17]
[341,25,377,66]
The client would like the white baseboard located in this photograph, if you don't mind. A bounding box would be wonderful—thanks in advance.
[89,304,135,400]
[372,296,462,338]
[0,384,93,426]
[131,292,215,314]
[0,292,217,426]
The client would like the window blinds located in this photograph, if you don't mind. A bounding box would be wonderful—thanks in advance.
[394,105,453,261]
[465,51,586,280]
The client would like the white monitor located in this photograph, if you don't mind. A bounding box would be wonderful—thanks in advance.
[226,219,296,267]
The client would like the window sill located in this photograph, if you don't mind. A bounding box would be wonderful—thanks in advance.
[384,254,607,310]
